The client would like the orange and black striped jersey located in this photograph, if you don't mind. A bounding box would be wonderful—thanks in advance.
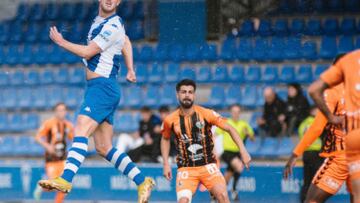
[36,117,74,162]
[162,105,227,168]
[293,84,346,157]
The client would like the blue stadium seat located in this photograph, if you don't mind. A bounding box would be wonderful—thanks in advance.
[239,20,254,36]
[257,20,272,36]
[139,45,153,62]
[45,2,60,20]
[302,41,317,60]
[258,137,279,157]
[338,36,354,54]
[2,89,17,110]
[160,85,177,107]
[200,43,217,61]
[344,0,360,12]
[312,0,325,12]
[65,88,83,109]
[0,23,9,44]
[33,88,47,109]
[124,86,142,109]
[268,37,285,61]
[148,63,164,84]
[272,19,288,36]
[237,38,253,61]
[21,44,33,65]
[207,86,226,108]
[25,113,39,130]
[276,137,294,156]
[245,136,262,156]
[319,37,337,59]
[314,65,328,79]
[229,65,245,83]
[0,137,15,155]
[29,137,44,156]
[144,85,161,109]
[39,22,51,43]
[34,44,50,65]
[179,67,196,81]
[356,36,360,49]
[305,19,322,35]
[8,113,25,132]
[165,63,180,83]
[169,44,185,62]
[0,114,7,132]
[9,21,23,43]
[48,87,64,108]
[154,44,169,62]
[284,37,302,60]
[54,68,69,84]
[290,18,305,35]
[296,0,311,13]
[220,38,237,61]
[25,22,40,43]
[118,1,133,20]
[61,2,77,21]
[114,113,136,133]
[253,38,269,61]
[117,64,127,84]
[0,72,8,86]
[16,3,30,21]
[256,85,265,107]
[30,3,44,21]
[49,45,64,65]
[277,0,292,13]
[340,18,356,35]
[6,45,20,66]
[249,111,262,132]
[241,85,258,108]
[185,44,201,62]
[327,0,343,12]
[68,68,85,85]
[276,88,288,101]
[279,66,296,83]
[10,70,24,86]
[133,1,145,19]
[132,45,139,61]
[296,64,313,83]
[135,63,148,84]
[212,65,229,83]
[24,70,39,86]
[225,85,241,106]
[14,136,31,155]
[245,66,261,83]
[323,18,339,36]
[262,65,278,84]
[197,66,211,83]
[39,69,54,85]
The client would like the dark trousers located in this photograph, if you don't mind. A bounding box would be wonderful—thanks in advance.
[300,151,324,203]
[128,136,161,163]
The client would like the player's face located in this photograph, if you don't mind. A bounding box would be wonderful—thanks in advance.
[288,86,298,98]
[160,111,169,120]
[99,0,120,13]
[230,106,241,120]
[54,104,67,120]
[177,86,195,109]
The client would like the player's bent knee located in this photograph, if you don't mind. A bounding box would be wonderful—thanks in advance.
[177,189,192,203]
[95,144,112,157]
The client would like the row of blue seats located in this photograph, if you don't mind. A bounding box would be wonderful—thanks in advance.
[0,63,327,88]
[15,1,144,22]
[276,0,359,13]
[0,113,39,132]
[238,18,360,37]
[0,19,144,44]
[0,136,44,156]
[246,137,294,158]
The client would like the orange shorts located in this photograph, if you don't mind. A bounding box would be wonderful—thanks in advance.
[312,154,351,194]
[45,161,65,179]
[346,129,360,181]
[176,163,226,197]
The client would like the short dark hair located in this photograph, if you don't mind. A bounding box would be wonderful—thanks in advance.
[229,104,241,111]
[176,79,196,92]
[159,105,170,113]
[140,106,151,113]
[53,102,67,110]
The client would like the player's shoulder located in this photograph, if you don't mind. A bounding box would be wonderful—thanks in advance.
[195,105,219,117]
[42,117,56,127]
[164,109,180,123]
[105,15,124,29]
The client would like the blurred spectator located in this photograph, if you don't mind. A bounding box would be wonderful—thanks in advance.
[215,104,255,201]
[158,105,177,159]
[257,87,287,137]
[116,132,144,154]
[297,106,323,202]
[128,106,162,162]
[286,83,310,136]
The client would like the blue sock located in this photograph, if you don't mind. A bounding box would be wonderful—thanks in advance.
[105,147,145,185]
[61,136,88,183]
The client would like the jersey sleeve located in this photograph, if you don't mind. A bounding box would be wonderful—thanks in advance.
[205,109,227,129]
[245,122,255,138]
[36,121,50,139]
[161,118,172,139]
[320,63,344,87]
[92,24,122,51]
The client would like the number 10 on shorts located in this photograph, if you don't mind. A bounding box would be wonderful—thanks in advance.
[177,171,189,180]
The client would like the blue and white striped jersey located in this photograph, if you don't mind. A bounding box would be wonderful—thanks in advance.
[83,14,125,78]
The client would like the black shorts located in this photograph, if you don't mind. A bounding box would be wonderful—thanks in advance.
[221,151,241,172]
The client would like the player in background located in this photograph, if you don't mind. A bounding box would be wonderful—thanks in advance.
[38,1,155,202]
[308,53,360,201]
[161,79,251,203]
[33,103,74,203]
[215,104,255,201]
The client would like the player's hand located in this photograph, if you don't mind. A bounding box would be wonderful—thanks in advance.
[163,163,172,181]
[49,26,65,46]
[240,150,251,170]
[126,70,136,83]
[283,154,297,179]
[46,145,56,155]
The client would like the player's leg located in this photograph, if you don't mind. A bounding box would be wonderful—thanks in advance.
[230,156,244,190]
[201,163,230,203]
[304,184,332,203]
[346,130,360,202]
[176,168,199,203]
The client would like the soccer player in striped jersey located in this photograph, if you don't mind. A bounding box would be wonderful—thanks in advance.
[161,79,251,203]
[38,1,155,202]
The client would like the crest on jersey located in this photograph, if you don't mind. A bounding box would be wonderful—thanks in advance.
[187,144,203,154]
[103,30,112,38]
[195,121,205,129]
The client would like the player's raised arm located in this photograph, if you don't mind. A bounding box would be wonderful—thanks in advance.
[49,26,101,60]
[121,35,136,83]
